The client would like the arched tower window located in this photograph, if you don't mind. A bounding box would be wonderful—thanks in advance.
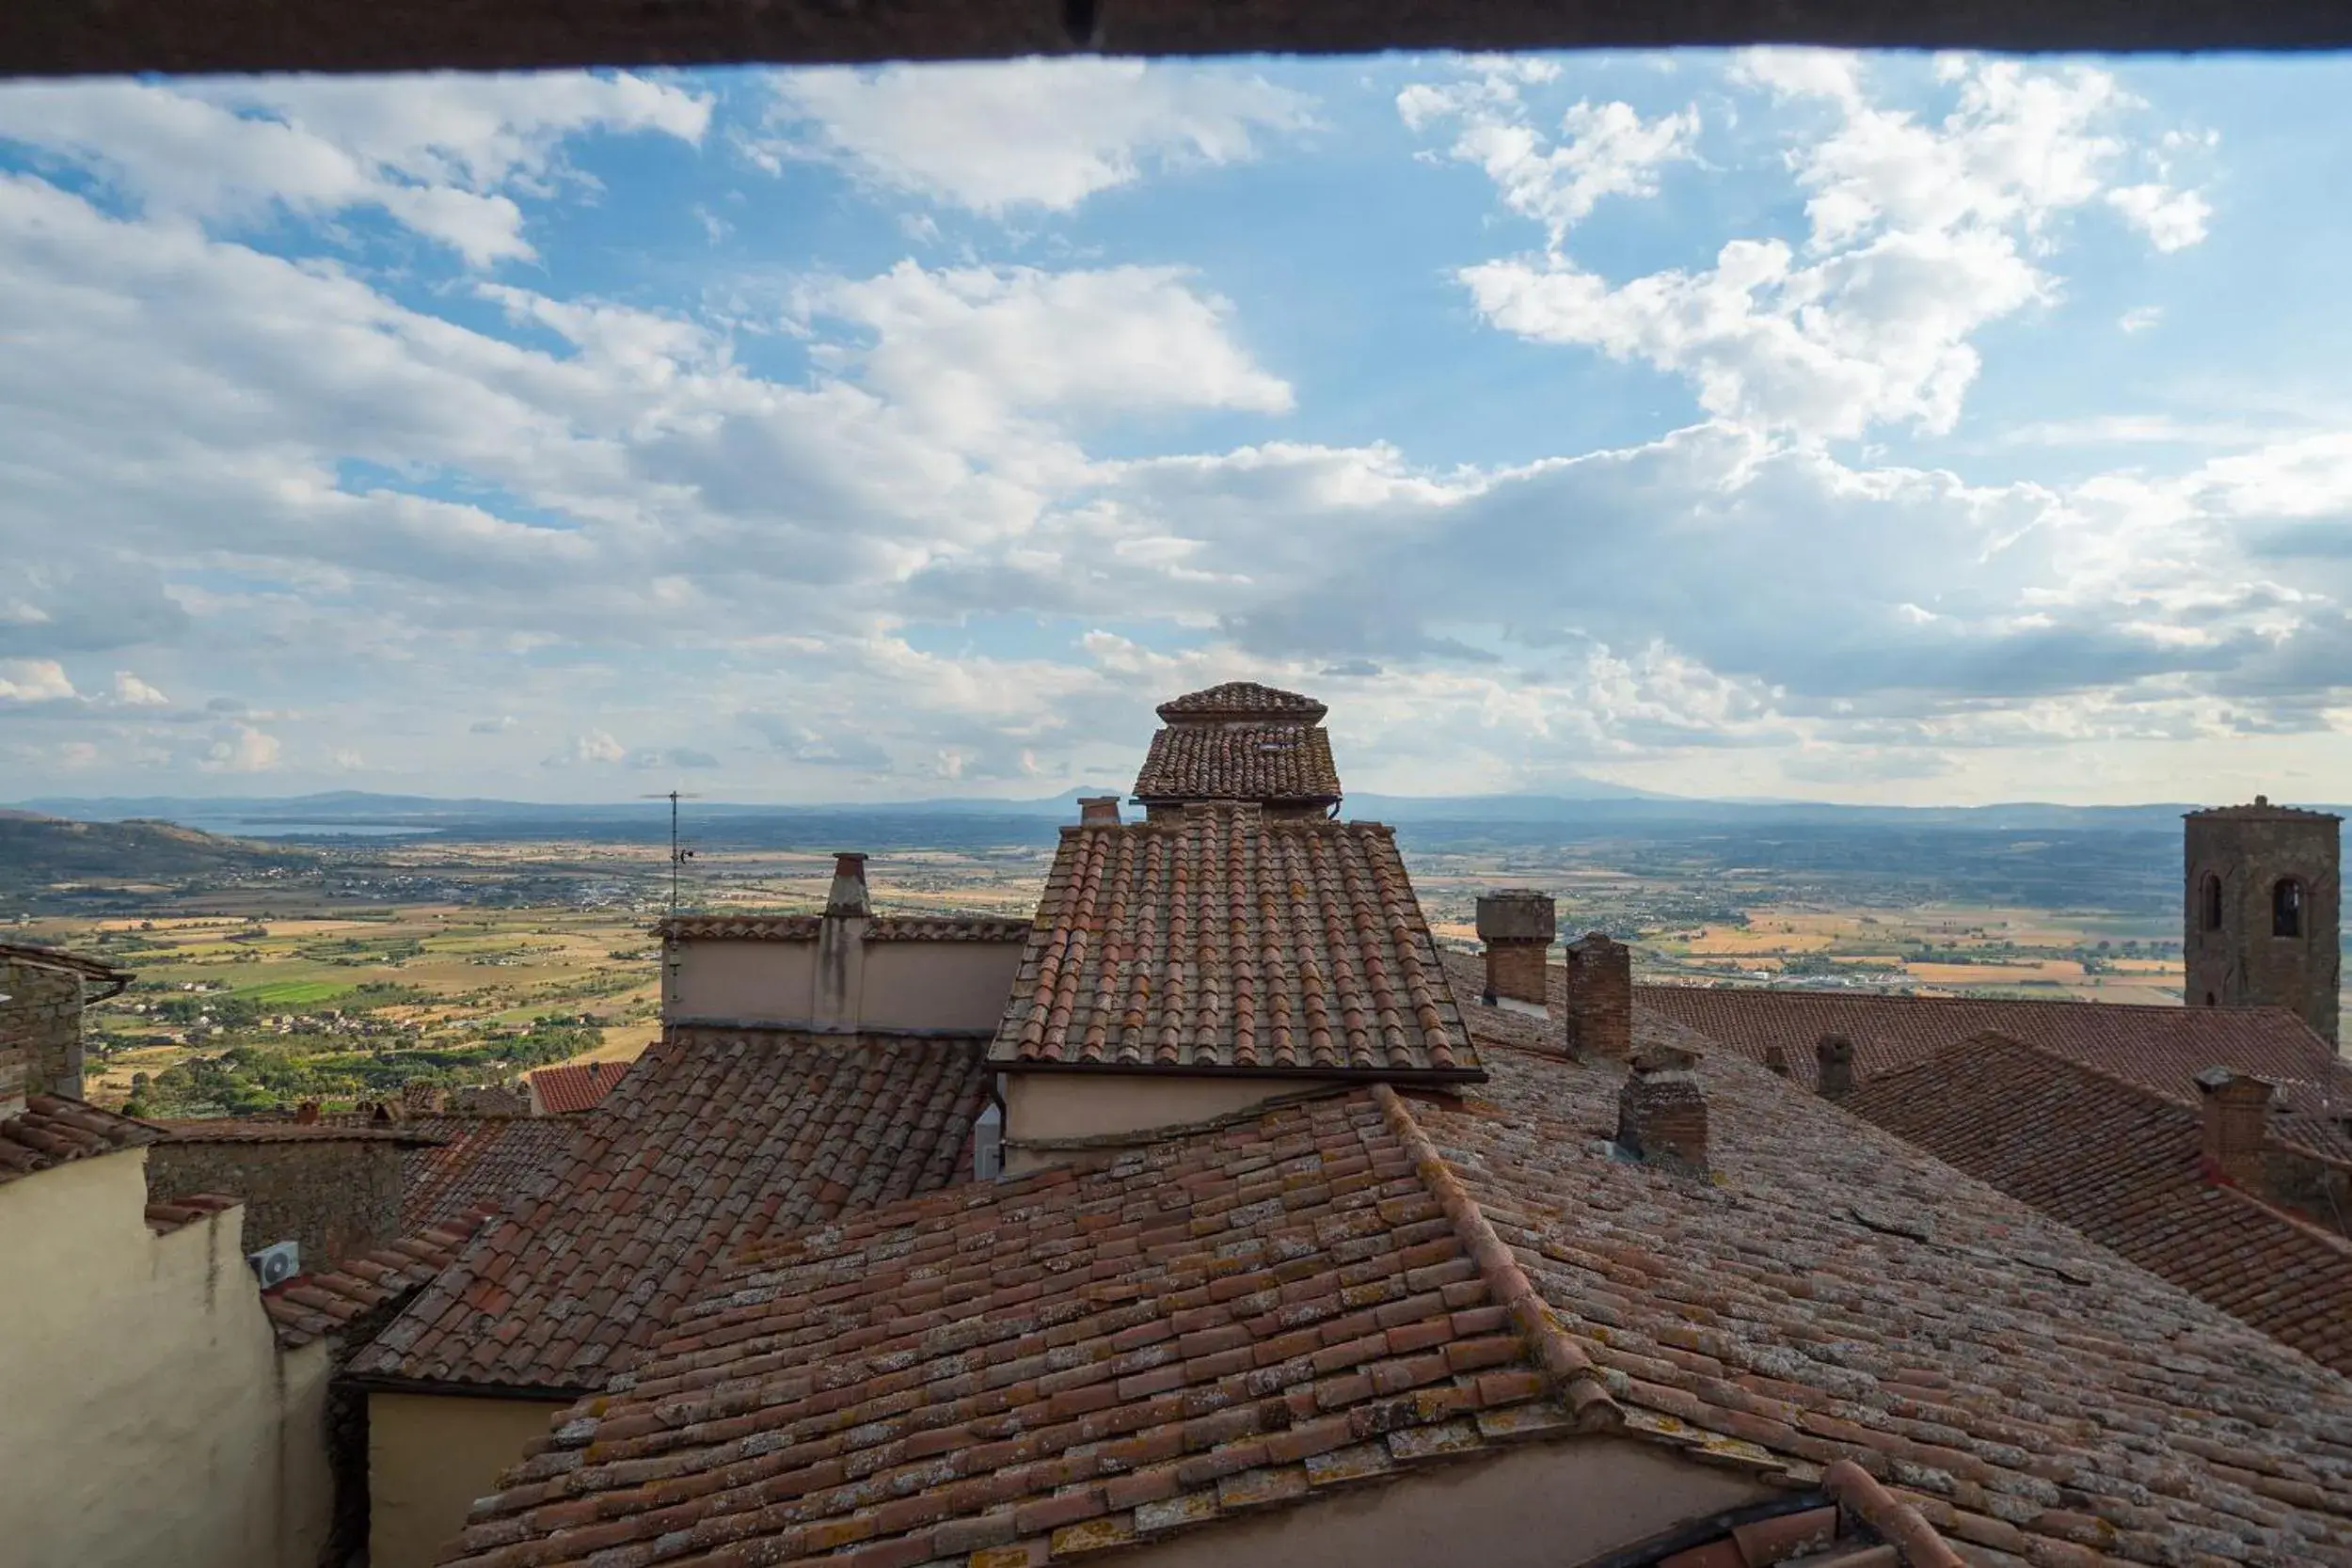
[2201,873,2224,931]
[2273,878,2303,938]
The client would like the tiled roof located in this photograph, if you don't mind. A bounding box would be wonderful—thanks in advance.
[1841,1032,2352,1375]
[144,1190,239,1234]
[0,940,132,983]
[350,1028,990,1392]
[993,804,1478,1078]
[153,1118,442,1145]
[438,1092,1620,1568]
[528,1061,630,1116]
[656,914,1032,942]
[263,1202,500,1348]
[658,914,820,942]
[0,1094,161,1186]
[866,916,1035,942]
[440,994,2352,1568]
[1634,981,2352,1159]
[2187,800,2342,820]
[399,1115,583,1231]
[1133,722,1343,805]
[1417,1000,2352,1567]
[1155,681,1327,723]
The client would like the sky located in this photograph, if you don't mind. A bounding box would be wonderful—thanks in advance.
[4,50,2352,806]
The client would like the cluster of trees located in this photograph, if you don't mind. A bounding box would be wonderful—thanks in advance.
[120,1015,604,1117]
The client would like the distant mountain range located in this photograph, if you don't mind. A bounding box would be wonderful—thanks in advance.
[15,786,2329,836]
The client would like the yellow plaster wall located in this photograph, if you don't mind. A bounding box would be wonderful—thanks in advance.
[669,939,817,1024]
[859,941,1025,1032]
[369,1389,572,1568]
[0,1148,334,1568]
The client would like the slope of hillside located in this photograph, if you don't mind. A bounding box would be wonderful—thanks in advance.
[0,813,313,903]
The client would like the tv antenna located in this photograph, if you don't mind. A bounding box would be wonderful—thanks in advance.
[640,791,703,911]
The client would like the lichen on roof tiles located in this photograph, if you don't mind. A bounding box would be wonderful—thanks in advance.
[1133,722,1343,806]
[350,1027,990,1391]
[1841,1030,2352,1375]
[993,803,1477,1078]
[1155,681,1328,723]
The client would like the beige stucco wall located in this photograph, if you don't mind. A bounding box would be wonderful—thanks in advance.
[370,1389,573,1568]
[668,935,1022,1035]
[669,939,818,1023]
[860,941,1025,1032]
[1131,1435,1772,1568]
[1002,1073,1346,1173]
[0,1148,334,1568]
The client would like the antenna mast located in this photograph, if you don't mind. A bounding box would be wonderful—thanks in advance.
[641,791,703,911]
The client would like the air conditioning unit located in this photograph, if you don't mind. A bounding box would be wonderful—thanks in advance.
[247,1240,300,1288]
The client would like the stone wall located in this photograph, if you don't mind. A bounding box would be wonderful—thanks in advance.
[0,957,84,1101]
[1563,934,1631,1060]
[145,1137,403,1269]
[2185,806,2342,1043]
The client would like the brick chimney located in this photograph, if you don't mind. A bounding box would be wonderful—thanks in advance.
[294,1101,321,1125]
[2196,1067,2273,1189]
[1816,1034,1855,1100]
[1616,1042,1708,1175]
[1078,797,1122,826]
[1475,890,1555,1008]
[1563,932,1631,1059]
[825,852,872,918]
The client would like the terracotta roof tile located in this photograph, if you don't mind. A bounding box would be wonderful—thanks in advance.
[0,1094,161,1186]
[1134,722,1343,806]
[1420,990,2352,1566]
[1155,681,1327,723]
[2187,800,2343,820]
[526,1061,629,1116]
[1841,1032,2352,1375]
[440,1001,2352,1568]
[143,1190,239,1234]
[1628,978,2352,1159]
[995,804,1478,1078]
[655,913,1032,942]
[263,1202,500,1348]
[437,1093,1604,1568]
[350,1028,990,1391]
[399,1115,583,1230]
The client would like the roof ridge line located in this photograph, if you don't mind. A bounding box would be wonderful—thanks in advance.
[1371,1083,1621,1432]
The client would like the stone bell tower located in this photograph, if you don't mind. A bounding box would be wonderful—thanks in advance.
[2184,797,2341,1043]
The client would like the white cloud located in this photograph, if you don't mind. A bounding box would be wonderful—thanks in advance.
[0,71,710,266]
[199,722,280,772]
[1421,55,2215,441]
[2106,182,2212,251]
[331,747,366,770]
[2118,306,2163,334]
[757,59,1311,214]
[0,658,76,703]
[1397,70,1698,245]
[549,730,628,766]
[109,671,169,706]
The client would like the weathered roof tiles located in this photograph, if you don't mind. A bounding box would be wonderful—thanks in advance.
[994,803,1477,1078]
[1133,722,1343,808]
[1155,681,1328,724]
[350,1027,991,1391]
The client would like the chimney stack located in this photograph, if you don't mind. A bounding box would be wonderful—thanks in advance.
[1816,1035,1855,1100]
[1475,890,1556,1008]
[2196,1067,2273,1189]
[1078,796,1122,827]
[294,1101,321,1125]
[1763,1044,1791,1077]
[825,852,872,918]
[1616,1042,1708,1175]
[1563,932,1632,1059]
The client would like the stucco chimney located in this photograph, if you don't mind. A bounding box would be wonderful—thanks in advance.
[825,852,872,918]
[1475,890,1555,1009]
[1616,1042,1708,1175]
[2196,1067,2273,1189]
[1078,796,1122,826]
[1816,1034,1855,1100]
[1563,932,1632,1059]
